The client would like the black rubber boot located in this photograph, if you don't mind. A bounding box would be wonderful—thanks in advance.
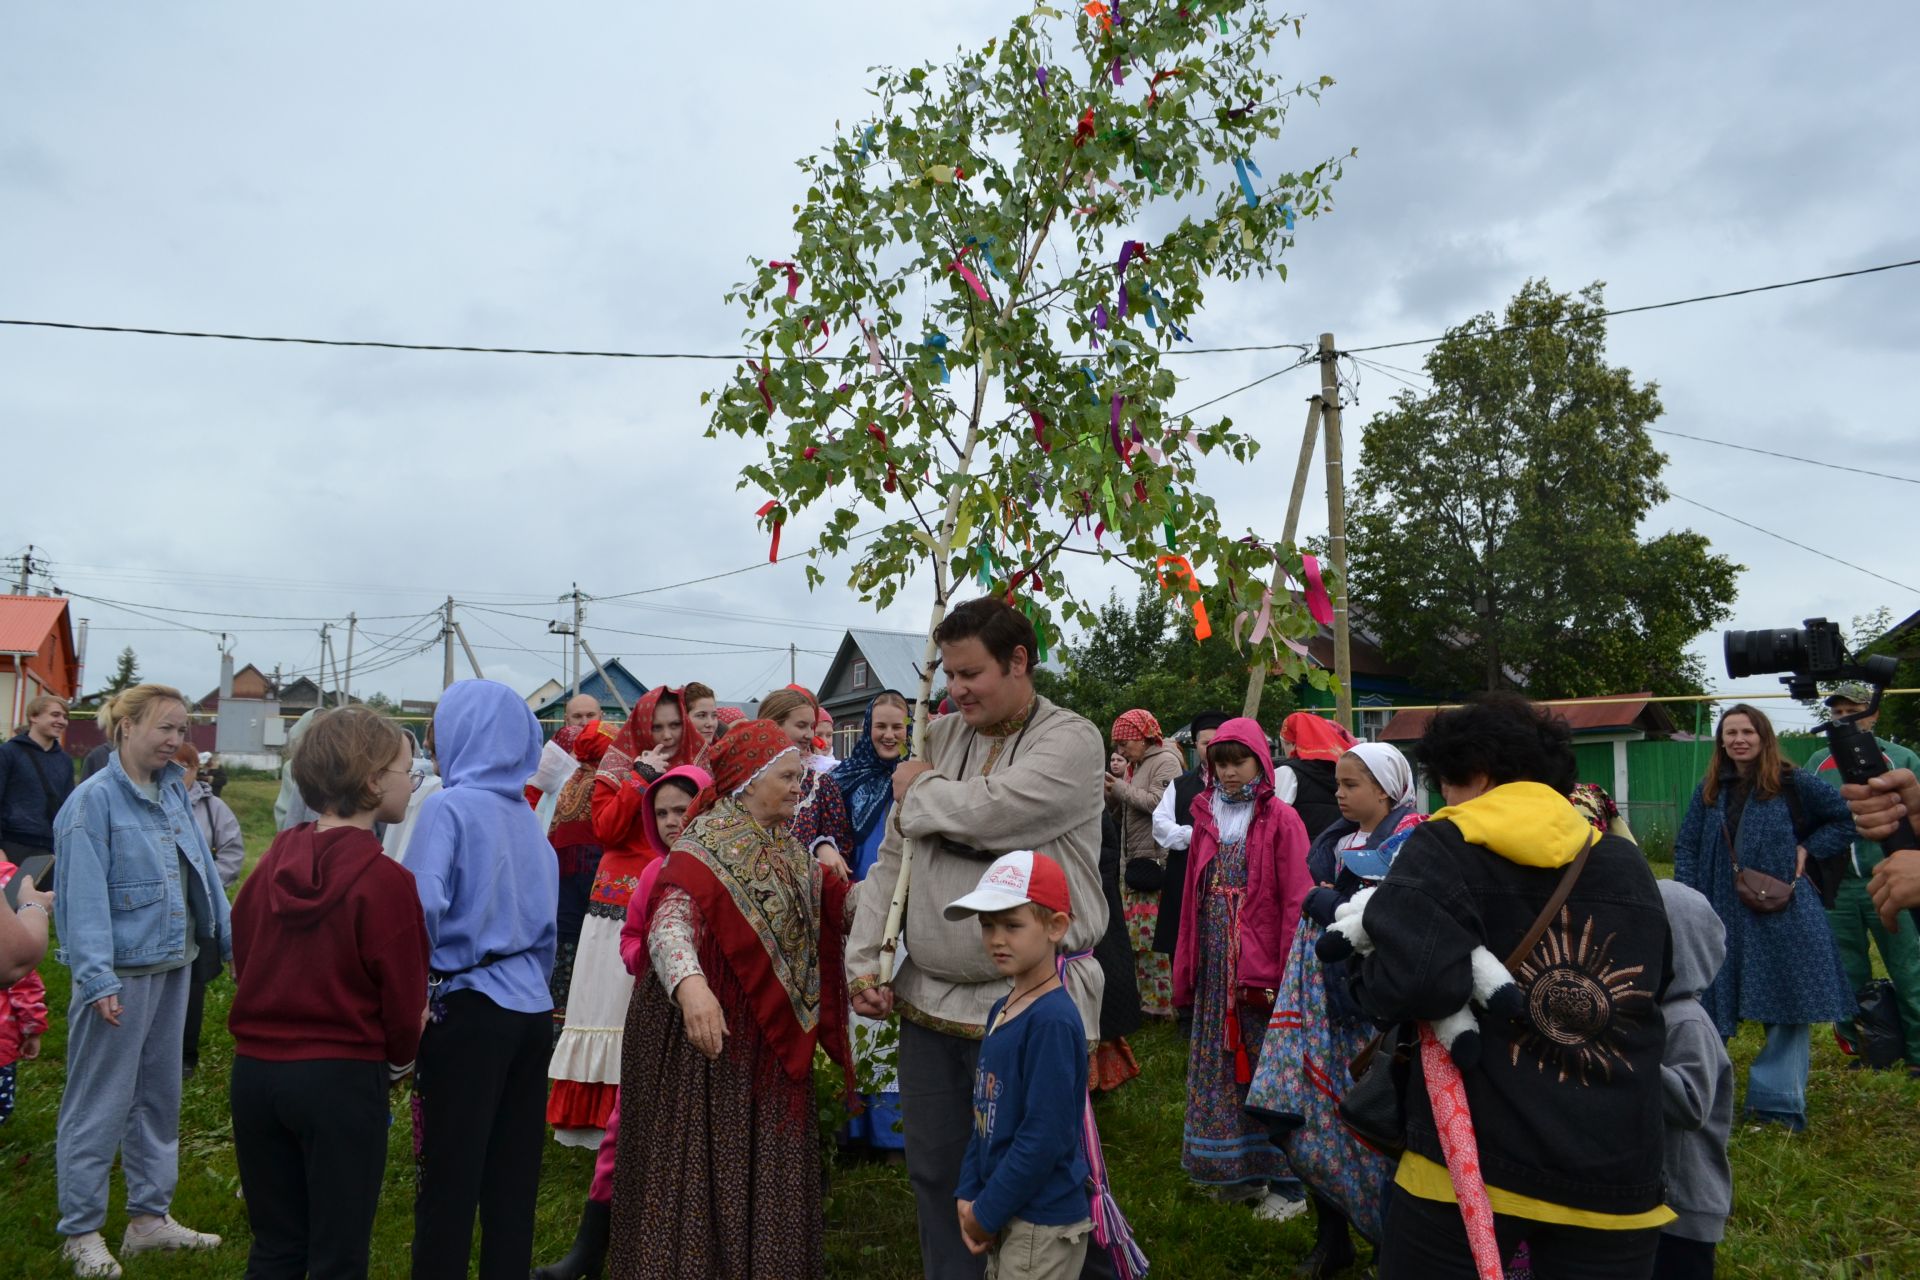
[532,1197,611,1280]
[1295,1195,1357,1278]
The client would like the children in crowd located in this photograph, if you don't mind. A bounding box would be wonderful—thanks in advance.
[1171,717,1312,1221]
[1655,881,1734,1280]
[228,707,432,1279]
[0,858,48,1126]
[947,852,1092,1279]
[407,680,557,1280]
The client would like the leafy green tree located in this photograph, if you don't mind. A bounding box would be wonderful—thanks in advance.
[1843,607,1920,746]
[1346,279,1741,699]
[707,0,1351,735]
[1039,584,1299,738]
[101,646,140,696]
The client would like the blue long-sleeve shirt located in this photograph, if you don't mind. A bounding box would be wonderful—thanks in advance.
[955,986,1090,1235]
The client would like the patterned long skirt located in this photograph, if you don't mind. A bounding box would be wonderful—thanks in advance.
[1246,919,1394,1241]
[607,960,822,1279]
[1122,878,1174,1018]
[1181,840,1287,1189]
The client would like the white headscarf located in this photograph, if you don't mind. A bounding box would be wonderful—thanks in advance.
[1346,743,1415,805]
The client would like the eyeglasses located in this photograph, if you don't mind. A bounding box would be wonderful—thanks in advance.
[383,766,426,793]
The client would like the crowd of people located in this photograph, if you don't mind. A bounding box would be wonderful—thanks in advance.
[2,597,1920,1279]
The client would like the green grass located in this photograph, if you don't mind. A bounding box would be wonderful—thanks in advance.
[2,781,1916,1277]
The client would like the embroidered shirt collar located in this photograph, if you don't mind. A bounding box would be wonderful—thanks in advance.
[980,696,1039,740]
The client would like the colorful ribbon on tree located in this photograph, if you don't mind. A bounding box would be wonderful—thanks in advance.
[755,500,784,562]
[1157,554,1212,641]
[1232,157,1262,208]
[951,247,990,302]
[923,332,950,383]
[768,260,802,300]
[1302,553,1334,625]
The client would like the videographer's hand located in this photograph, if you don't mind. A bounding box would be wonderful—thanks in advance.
[1843,769,1920,843]
[1870,850,1920,930]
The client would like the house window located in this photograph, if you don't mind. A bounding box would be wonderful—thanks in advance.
[852,660,870,689]
[1356,708,1392,743]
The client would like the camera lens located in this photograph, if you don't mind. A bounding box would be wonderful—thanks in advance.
[1723,628,1805,679]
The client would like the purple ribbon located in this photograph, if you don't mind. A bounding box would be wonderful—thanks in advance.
[1109,394,1126,456]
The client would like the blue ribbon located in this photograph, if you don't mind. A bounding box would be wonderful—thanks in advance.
[1232,157,1261,208]
[923,331,950,383]
[965,235,1005,279]
[855,125,877,166]
[1278,203,1296,230]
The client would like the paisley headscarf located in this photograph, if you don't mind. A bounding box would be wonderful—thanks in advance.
[1111,709,1164,744]
[829,693,911,844]
[1280,711,1358,761]
[688,718,799,820]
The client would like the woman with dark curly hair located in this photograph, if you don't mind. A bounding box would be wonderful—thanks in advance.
[1353,693,1673,1280]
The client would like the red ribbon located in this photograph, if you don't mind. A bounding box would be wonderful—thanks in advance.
[768,260,801,300]
[1074,108,1096,148]
[1157,554,1212,641]
[755,501,784,562]
[1302,554,1334,626]
[746,360,773,413]
[1029,406,1051,452]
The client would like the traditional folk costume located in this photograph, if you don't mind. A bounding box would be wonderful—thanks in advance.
[828,695,910,1149]
[1107,710,1183,1018]
[547,722,613,1033]
[547,765,708,1146]
[1172,717,1311,1194]
[1247,743,1425,1248]
[608,721,854,1280]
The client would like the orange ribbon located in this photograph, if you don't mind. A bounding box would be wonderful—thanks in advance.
[1157,554,1212,641]
[755,500,784,562]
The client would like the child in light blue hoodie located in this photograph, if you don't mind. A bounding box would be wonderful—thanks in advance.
[1655,880,1734,1280]
[407,679,557,1280]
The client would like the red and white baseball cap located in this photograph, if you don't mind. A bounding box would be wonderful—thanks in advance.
[943,850,1073,920]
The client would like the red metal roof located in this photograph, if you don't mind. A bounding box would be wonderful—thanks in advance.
[1380,693,1672,743]
[0,595,69,652]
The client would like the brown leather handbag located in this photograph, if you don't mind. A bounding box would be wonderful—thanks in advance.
[1723,822,1794,914]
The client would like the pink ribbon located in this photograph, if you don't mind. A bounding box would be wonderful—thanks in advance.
[1029,406,1051,452]
[951,248,990,302]
[860,318,885,372]
[768,260,801,300]
[1302,553,1334,625]
[1420,1025,1502,1280]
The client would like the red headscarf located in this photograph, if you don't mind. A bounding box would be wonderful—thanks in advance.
[688,718,799,819]
[1280,711,1358,761]
[715,706,747,728]
[602,686,703,789]
[1111,709,1163,743]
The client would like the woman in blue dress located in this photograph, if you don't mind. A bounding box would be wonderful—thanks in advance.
[829,691,912,1152]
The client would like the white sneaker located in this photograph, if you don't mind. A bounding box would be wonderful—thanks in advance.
[121,1215,222,1254]
[60,1233,123,1278]
[1253,1191,1310,1224]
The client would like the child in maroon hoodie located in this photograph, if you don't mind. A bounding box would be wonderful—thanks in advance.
[228,707,431,1280]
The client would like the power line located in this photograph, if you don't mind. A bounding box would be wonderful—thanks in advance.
[1649,428,1920,486]
[1342,258,1920,356]
[1167,351,1318,419]
[6,258,1915,365]
[1668,491,1917,595]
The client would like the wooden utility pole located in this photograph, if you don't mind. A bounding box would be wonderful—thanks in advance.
[342,613,357,706]
[1319,332,1354,733]
[441,597,456,691]
[1242,396,1323,719]
[569,586,584,698]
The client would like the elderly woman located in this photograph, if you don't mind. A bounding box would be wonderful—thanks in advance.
[608,719,855,1279]
[1674,703,1853,1132]
[54,684,230,1276]
[1105,709,1185,1019]
[1353,693,1672,1279]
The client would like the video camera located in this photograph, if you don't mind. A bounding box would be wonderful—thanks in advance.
[1724,617,1916,863]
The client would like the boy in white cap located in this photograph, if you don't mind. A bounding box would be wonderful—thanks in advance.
[945,852,1092,1279]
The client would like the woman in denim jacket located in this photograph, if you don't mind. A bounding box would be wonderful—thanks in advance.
[53,684,231,1278]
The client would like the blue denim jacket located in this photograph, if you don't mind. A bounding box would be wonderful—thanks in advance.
[54,753,233,1005]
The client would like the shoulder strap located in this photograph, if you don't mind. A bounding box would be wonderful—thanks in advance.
[1780,771,1808,841]
[1504,829,1597,970]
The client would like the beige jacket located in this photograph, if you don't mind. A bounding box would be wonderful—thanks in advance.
[1107,740,1184,873]
[846,695,1108,1037]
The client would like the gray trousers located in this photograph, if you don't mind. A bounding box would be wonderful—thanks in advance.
[57,967,190,1236]
[900,1019,988,1280]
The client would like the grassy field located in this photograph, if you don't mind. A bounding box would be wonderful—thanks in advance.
[1,781,1916,1277]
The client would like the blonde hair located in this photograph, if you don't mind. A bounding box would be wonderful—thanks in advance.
[97,684,188,748]
[23,694,65,723]
[758,688,815,725]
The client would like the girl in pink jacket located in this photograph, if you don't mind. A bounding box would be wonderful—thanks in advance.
[1171,717,1312,1220]
[0,859,49,1126]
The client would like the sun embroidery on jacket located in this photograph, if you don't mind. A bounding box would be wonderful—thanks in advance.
[1510,907,1650,1086]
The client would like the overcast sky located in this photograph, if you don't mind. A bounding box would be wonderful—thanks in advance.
[4,2,1916,730]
